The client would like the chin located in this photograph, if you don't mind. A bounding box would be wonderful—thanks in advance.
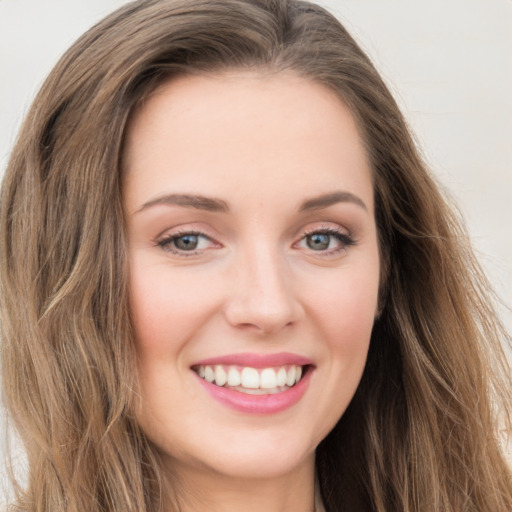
[152,424,320,482]
[199,444,315,481]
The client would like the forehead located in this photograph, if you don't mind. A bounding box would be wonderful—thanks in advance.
[122,71,373,214]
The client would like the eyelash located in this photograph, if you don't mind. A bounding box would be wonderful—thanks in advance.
[156,227,356,257]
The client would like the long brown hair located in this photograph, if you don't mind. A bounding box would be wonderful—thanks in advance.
[1,1,510,510]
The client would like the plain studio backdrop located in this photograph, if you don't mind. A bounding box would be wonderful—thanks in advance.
[0,0,511,501]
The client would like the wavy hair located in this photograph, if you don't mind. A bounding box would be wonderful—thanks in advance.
[1,0,511,510]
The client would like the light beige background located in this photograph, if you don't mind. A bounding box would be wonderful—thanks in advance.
[1,0,511,501]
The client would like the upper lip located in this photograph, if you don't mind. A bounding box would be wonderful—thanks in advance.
[191,352,314,368]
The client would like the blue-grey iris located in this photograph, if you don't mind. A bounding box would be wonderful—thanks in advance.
[174,234,199,250]
[306,233,330,250]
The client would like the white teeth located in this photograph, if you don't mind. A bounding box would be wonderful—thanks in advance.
[276,367,287,387]
[204,366,215,383]
[195,364,306,392]
[286,366,296,386]
[260,368,277,389]
[214,365,227,386]
[227,367,241,386]
[241,367,259,389]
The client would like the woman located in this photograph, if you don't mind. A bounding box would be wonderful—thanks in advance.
[1,0,510,511]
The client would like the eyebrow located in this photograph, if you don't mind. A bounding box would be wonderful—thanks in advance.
[299,191,368,212]
[136,193,229,213]
[136,190,367,214]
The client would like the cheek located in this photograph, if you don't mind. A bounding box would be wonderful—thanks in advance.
[128,260,219,358]
[304,262,379,389]
[293,265,378,443]
[128,262,210,438]
[321,291,374,384]
[308,264,380,341]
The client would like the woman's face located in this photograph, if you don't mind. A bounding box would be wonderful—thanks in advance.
[123,71,380,481]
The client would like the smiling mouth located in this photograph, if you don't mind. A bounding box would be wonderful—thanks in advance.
[192,364,308,395]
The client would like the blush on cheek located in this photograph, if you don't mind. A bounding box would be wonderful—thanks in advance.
[315,285,378,331]
[129,272,218,357]
[317,293,377,383]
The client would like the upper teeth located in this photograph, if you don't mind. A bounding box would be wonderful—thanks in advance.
[195,364,303,390]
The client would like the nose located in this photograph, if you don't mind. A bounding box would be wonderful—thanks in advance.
[223,244,303,336]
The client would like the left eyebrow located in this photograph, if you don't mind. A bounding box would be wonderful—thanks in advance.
[136,193,229,214]
[299,191,368,212]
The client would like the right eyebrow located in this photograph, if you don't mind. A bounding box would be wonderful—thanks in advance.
[135,193,230,214]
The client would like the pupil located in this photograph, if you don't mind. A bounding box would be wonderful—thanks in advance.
[175,235,198,250]
[307,233,329,250]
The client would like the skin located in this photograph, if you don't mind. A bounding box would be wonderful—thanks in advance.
[123,71,381,512]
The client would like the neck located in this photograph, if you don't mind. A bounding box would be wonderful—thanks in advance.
[169,454,319,512]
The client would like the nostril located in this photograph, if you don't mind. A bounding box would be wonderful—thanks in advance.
[224,301,302,335]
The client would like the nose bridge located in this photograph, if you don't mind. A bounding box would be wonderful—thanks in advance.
[225,236,301,334]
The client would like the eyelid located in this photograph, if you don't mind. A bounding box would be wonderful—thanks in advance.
[296,222,352,241]
[155,222,219,243]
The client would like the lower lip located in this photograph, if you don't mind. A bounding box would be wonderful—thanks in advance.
[195,368,312,414]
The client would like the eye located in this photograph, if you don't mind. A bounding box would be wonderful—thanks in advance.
[157,232,216,254]
[296,228,355,253]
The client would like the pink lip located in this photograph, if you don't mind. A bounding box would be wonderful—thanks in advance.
[194,367,313,414]
[191,352,313,369]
